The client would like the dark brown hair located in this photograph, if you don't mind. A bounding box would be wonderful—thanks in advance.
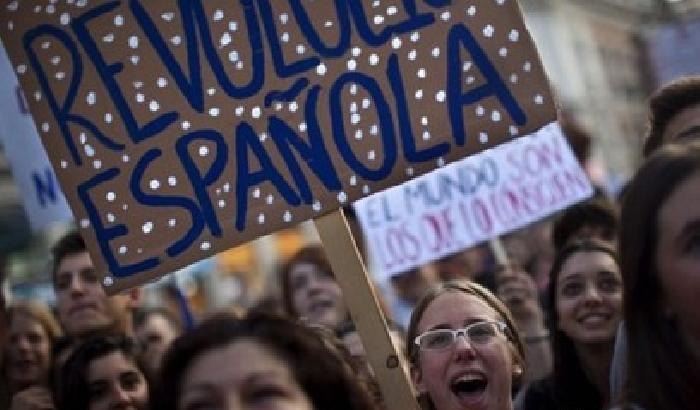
[546,239,619,410]
[50,230,86,283]
[619,141,700,409]
[552,198,619,252]
[643,75,700,157]
[406,280,525,409]
[151,312,377,410]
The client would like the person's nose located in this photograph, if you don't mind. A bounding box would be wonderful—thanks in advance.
[582,282,603,305]
[453,332,477,361]
[109,386,132,409]
[69,275,86,296]
[16,336,32,354]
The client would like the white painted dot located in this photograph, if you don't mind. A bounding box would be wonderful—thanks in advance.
[253,188,261,198]
[510,73,518,84]
[130,55,140,65]
[369,53,379,66]
[296,44,306,55]
[479,132,489,143]
[432,47,440,58]
[150,179,160,190]
[223,183,231,193]
[347,59,357,71]
[181,121,191,130]
[312,200,322,212]
[161,12,174,21]
[421,116,429,126]
[258,213,266,224]
[209,107,220,117]
[199,146,209,157]
[363,185,371,194]
[228,50,239,62]
[128,35,139,48]
[417,68,426,78]
[350,175,357,186]
[60,160,68,169]
[406,167,414,176]
[133,81,143,89]
[440,11,451,21]
[104,113,113,123]
[509,29,520,42]
[387,5,398,15]
[168,218,177,227]
[229,21,238,31]
[362,98,371,109]
[46,4,55,14]
[523,61,532,72]
[374,15,384,25]
[214,9,224,21]
[491,110,501,122]
[114,14,123,26]
[103,276,113,286]
[171,36,181,45]
[391,37,402,49]
[534,94,544,105]
[118,246,127,254]
[55,72,65,80]
[436,90,446,102]
[410,32,420,42]
[283,211,292,222]
[408,49,417,61]
[368,150,376,160]
[324,20,333,28]
[258,132,267,142]
[437,157,445,167]
[483,25,495,38]
[41,122,50,132]
[107,213,116,223]
[252,106,262,118]
[102,33,114,43]
[476,105,485,116]
[370,124,378,135]
[123,204,129,211]
[289,102,298,112]
[354,129,363,140]
[142,221,154,234]
[316,63,327,76]
[466,76,475,85]
[422,131,431,140]
[351,113,361,125]
[235,106,245,116]
[157,77,168,88]
[350,102,358,113]
[266,194,274,205]
[6,1,18,12]
[496,0,506,5]
[499,47,508,57]
[200,241,211,250]
[352,47,362,57]
[298,122,307,132]
[41,41,50,50]
[218,199,226,208]
[93,160,102,169]
[467,6,477,16]
[509,126,519,136]
[149,100,160,112]
[86,91,96,105]
[279,12,289,24]
[122,155,130,162]
[34,91,42,101]
[281,32,289,42]
[337,191,348,203]
[350,84,358,95]
[85,144,95,157]
[415,89,423,100]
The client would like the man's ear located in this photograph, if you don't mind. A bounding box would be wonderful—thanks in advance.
[411,365,427,395]
[126,287,141,309]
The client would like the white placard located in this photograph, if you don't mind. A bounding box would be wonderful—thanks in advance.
[354,122,593,281]
[0,41,72,230]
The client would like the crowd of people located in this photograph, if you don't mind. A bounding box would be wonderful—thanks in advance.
[0,75,699,410]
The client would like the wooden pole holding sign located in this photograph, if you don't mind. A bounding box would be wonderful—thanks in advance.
[314,209,420,410]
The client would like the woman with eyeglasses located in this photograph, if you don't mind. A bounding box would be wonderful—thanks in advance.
[406,280,525,410]
[517,239,622,410]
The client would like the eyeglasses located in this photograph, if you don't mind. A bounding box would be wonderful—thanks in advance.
[414,321,508,351]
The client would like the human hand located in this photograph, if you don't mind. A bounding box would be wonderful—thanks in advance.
[9,386,55,410]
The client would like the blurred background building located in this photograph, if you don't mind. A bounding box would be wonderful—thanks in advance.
[1,0,699,312]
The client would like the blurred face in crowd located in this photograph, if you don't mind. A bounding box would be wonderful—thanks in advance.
[136,313,180,373]
[289,262,347,329]
[179,339,314,410]
[555,251,623,345]
[656,170,700,360]
[54,251,136,337]
[412,291,519,410]
[5,312,52,390]
[662,103,700,145]
[87,351,148,410]
[391,264,437,305]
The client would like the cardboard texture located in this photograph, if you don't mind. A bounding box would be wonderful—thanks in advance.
[1,0,556,293]
[354,122,593,281]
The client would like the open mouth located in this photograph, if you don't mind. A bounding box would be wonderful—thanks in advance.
[309,299,334,314]
[450,373,488,401]
[578,312,611,326]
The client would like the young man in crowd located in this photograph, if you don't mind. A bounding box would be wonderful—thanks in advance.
[51,230,139,340]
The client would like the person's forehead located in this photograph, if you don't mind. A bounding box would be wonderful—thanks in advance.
[56,251,94,274]
[419,291,496,330]
[559,251,616,277]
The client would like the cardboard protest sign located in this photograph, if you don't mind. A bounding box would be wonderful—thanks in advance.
[1,0,556,293]
[0,41,73,230]
[354,122,593,281]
